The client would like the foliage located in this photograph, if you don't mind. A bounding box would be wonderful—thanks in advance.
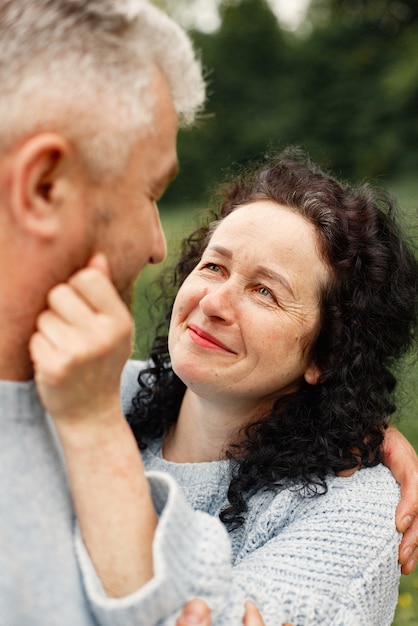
[160,0,418,205]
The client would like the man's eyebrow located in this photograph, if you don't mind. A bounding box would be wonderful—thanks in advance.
[256,265,295,298]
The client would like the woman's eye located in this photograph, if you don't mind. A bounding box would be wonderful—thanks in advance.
[204,262,221,272]
[258,286,274,299]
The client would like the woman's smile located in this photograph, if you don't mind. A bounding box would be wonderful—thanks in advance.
[188,324,236,353]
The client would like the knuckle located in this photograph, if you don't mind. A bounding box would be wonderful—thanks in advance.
[47,283,66,304]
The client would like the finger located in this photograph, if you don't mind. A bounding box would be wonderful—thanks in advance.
[35,310,73,350]
[69,266,129,318]
[29,331,72,385]
[383,426,418,534]
[399,516,418,571]
[36,306,97,354]
[86,253,111,278]
[395,463,418,533]
[176,598,211,626]
[40,290,94,332]
[30,330,57,369]
[396,481,418,535]
[401,544,418,575]
[243,601,265,626]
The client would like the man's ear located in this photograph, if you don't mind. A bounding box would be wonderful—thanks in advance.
[9,133,71,240]
[304,362,323,386]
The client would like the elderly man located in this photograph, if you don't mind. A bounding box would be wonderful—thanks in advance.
[0,0,212,623]
[0,2,267,623]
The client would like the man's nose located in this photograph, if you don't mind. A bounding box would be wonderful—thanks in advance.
[149,207,167,265]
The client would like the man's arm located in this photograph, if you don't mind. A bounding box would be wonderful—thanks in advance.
[382,425,418,574]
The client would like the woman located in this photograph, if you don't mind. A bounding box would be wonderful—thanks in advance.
[30,149,418,625]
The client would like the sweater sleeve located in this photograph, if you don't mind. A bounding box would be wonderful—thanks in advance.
[75,466,400,626]
[87,361,401,625]
[74,470,244,626]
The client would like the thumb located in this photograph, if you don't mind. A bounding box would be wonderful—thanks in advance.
[86,253,111,278]
[243,601,265,626]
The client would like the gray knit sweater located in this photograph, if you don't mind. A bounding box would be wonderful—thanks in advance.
[0,362,401,625]
[118,360,402,626]
[0,376,227,626]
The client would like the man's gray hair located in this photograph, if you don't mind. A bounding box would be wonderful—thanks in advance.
[0,0,205,177]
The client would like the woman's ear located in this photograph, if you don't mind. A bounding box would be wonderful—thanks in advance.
[304,362,323,386]
[9,133,71,240]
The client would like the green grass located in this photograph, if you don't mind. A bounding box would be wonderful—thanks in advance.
[131,202,204,359]
[132,181,418,625]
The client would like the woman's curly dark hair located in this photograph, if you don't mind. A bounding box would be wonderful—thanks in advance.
[128,147,418,529]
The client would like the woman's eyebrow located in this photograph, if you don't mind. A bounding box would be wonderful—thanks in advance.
[255,265,295,298]
[206,245,295,298]
[206,244,232,259]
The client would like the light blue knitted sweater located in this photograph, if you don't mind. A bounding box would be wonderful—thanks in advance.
[0,376,227,626]
[118,360,402,626]
[0,361,401,625]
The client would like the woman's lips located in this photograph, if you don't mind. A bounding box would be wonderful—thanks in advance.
[188,324,235,353]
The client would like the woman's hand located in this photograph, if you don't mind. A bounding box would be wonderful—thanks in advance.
[175,599,293,626]
[382,425,418,574]
[29,253,133,428]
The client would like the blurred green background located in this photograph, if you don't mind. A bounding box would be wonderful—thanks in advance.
[135,1,418,622]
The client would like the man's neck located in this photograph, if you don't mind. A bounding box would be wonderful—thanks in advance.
[0,326,34,381]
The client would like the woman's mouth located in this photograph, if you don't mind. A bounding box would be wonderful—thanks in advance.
[187,324,235,353]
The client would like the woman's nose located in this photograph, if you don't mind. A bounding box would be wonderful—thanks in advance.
[199,283,235,323]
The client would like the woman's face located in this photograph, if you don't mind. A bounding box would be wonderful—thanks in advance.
[169,201,330,412]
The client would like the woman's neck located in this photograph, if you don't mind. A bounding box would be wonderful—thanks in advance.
[162,389,258,463]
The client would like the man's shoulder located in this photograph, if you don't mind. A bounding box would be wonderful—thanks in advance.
[120,359,147,414]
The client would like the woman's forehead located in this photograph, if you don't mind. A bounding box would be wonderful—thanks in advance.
[207,200,330,296]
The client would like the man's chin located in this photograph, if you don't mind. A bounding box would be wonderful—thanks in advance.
[119,285,134,309]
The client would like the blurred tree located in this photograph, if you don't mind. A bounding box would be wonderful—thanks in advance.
[302,0,418,178]
[309,0,418,32]
[158,0,418,206]
[164,0,294,205]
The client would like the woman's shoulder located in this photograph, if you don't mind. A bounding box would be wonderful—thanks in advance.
[247,464,399,540]
[329,463,400,504]
[240,464,400,571]
[238,465,400,626]
[302,464,399,514]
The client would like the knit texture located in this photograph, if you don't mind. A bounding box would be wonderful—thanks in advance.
[120,359,402,626]
[0,375,230,626]
[0,363,400,625]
